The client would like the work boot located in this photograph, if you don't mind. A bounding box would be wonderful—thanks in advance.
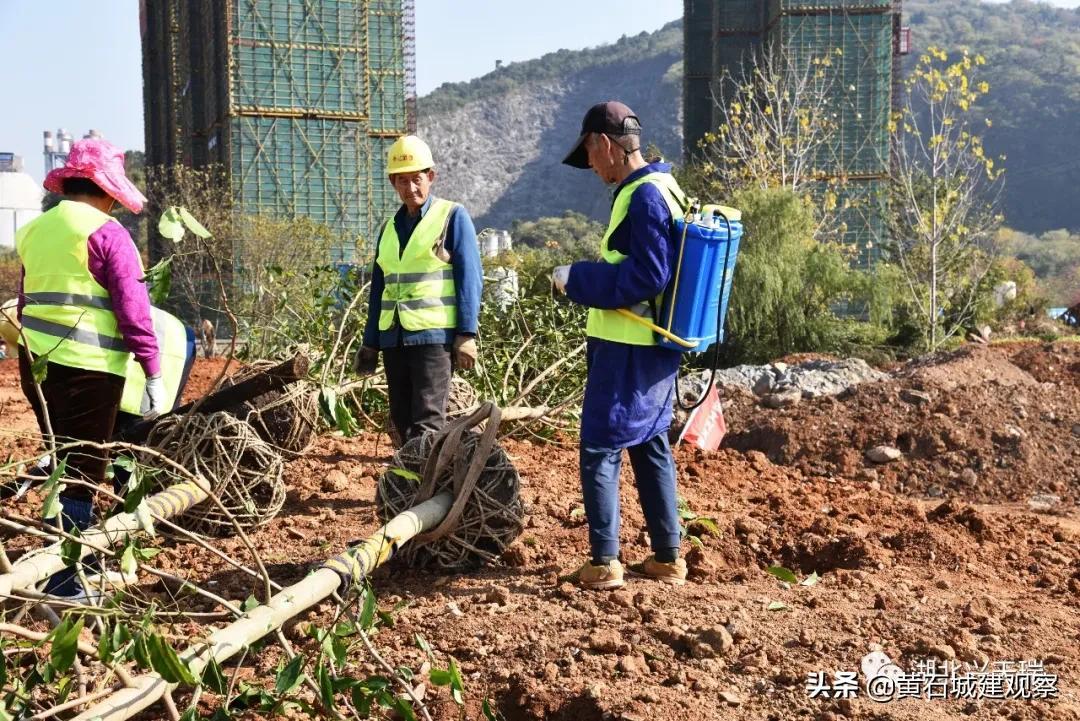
[628,555,688,585]
[565,559,625,590]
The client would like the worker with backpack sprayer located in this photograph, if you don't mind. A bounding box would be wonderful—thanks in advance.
[552,101,690,590]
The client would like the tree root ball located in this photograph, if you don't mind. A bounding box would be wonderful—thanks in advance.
[221,361,319,457]
[144,412,286,537]
[376,430,524,569]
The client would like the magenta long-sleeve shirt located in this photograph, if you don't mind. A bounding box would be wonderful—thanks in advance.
[18,219,161,377]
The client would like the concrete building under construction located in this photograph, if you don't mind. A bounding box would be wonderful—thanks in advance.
[684,0,907,263]
[140,0,416,263]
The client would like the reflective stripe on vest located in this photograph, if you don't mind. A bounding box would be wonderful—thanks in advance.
[24,292,114,310]
[585,173,686,346]
[376,199,459,333]
[15,201,139,376]
[120,307,191,415]
[20,315,130,352]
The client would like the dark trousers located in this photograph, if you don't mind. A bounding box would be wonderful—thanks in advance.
[19,353,124,500]
[382,344,452,441]
[580,432,682,561]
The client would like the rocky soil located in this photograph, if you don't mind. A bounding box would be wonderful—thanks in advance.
[1,342,1078,720]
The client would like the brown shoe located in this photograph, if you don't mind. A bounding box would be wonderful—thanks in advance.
[565,559,625,590]
[628,555,688,585]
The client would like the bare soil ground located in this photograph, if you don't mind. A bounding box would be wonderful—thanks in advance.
[1,343,1078,721]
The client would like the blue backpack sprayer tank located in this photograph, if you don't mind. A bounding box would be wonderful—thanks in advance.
[614,202,744,410]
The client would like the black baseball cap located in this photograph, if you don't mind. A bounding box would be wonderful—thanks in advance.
[562,101,641,169]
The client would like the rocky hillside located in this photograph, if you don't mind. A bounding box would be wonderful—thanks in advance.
[418,23,682,231]
[418,1,1080,235]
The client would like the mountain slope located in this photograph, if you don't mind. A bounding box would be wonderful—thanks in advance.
[419,2,1080,234]
[418,24,682,231]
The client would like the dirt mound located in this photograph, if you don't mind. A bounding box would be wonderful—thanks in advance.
[901,344,1041,391]
[2,355,1080,720]
[724,342,1080,505]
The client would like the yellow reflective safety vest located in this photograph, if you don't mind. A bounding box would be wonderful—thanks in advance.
[376,198,458,332]
[119,307,190,415]
[586,172,687,346]
[16,201,137,376]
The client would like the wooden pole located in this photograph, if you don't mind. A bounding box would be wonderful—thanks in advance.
[71,493,454,721]
[117,352,310,444]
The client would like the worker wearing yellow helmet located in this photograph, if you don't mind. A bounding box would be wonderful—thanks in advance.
[354,135,483,442]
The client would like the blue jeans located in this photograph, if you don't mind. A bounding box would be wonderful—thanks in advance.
[44,496,95,597]
[580,432,681,561]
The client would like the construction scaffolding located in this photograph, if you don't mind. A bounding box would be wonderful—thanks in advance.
[682,0,903,264]
[140,0,415,264]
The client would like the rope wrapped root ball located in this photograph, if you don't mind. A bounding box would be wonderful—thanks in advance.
[221,360,319,457]
[386,375,479,448]
[376,404,523,569]
[144,412,286,537]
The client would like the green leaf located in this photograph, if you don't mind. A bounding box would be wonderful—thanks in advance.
[41,479,66,521]
[30,354,49,384]
[60,526,82,568]
[143,257,173,305]
[767,601,790,612]
[318,388,338,425]
[178,207,212,239]
[97,621,114,665]
[482,699,503,721]
[766,566,799,585]
[316,662,335,711]
[48,614,83,673]
[414,633,434,659]
[120,545,137,577]
[242,595,259,613]
[429,669,452,686]
[147,633,198,686]
[388,695,417,721]
[448,657,465,705]
[132,632,151,669]
[113,455,136,472]
[388,467,421,482]
[275,655,305,695]
[333,398,357,437]
[800,571,820,587]
[202,655,229,695]
[158,207,186,242]
[179,706,200,721]
[359,587,377,631]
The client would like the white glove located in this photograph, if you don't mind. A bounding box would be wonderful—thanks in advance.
[552,265,571,294]
[145,375,167,418]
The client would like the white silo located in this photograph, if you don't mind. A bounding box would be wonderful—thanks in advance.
[0,154,44,249]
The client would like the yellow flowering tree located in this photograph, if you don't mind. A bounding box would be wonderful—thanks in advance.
[889,47,1004,349]
[698,42,843,199]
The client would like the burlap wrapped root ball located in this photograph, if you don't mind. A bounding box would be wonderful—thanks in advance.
[386,375,479,448]
[221,360,319,457]
[376,430,523,569]
[144,412,286,537]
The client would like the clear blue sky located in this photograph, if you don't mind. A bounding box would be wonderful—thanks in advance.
[0,0,1076,183]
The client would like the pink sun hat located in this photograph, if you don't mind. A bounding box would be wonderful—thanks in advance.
[44,137,147,214]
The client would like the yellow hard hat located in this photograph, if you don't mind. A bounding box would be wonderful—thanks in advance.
[387,135,435,175]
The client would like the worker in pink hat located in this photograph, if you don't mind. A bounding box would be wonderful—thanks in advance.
[14,137,166,597]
